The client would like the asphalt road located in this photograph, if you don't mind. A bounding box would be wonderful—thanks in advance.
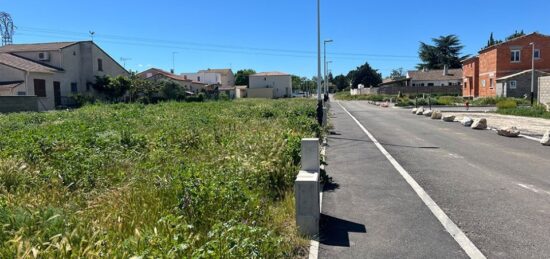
[319,100,550,258]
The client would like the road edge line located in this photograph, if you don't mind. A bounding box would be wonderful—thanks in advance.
[337,102,486,259]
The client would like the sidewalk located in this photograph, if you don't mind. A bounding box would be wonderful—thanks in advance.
[318,103,467,258]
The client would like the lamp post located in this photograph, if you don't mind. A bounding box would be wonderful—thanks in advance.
[530,42,535,106]
[316,0,323,125]
[323,39,333,101]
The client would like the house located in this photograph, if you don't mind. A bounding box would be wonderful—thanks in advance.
[0,41,129,110]
[496,70,550,98]
[248,72,292,99]
[406,67,463,87]
[137,68,205,93]
[181,68,235,88]
[462,32,550,98]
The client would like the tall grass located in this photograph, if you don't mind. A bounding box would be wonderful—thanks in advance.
[0,99,318,257]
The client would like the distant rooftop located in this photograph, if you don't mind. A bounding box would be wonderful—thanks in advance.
[251,72,290,76]
[0,41,83,52]
[408,69,463,81]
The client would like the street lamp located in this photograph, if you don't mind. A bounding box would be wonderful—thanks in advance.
[324,39,333,100]
[530,42,535,106]
[316,0,323,125]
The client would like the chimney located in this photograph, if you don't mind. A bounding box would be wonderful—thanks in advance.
[443,65,449,76]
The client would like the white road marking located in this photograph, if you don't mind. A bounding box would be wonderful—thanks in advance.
[517,183,550,196]
[337,102,486,259]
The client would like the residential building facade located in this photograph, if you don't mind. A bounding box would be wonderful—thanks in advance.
[248,72,292,99]
[462,32,550,98]
[406,67,463,87]
[0,41,128,110]
[181,68,235,88]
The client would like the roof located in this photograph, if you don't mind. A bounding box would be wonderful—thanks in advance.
[378,77,409,86]
[219,86,235,91]
[0,41,80,52]
[0,80,24,89]
[251,72,290,76]
[479,32,550,54]
[138,68,192,82]
[407,69,463,81]
[0,53,61,73]
[198,68,233,76]
[497,69,550,80]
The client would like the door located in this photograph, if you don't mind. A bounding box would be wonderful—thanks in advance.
[53,81,61,107]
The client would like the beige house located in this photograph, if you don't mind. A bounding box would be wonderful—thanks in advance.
[198,68,235,88]
[0,41,128,110]
[248,72,292,99]
[138,68,211,94]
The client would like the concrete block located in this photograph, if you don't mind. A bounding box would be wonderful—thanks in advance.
[301,138,319,172]
[295,170,320,236]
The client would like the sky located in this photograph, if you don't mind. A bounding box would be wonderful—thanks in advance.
[2,0,549,78]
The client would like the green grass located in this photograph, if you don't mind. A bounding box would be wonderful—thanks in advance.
[496,105,550,119]
[334,91,393,102]
[0,99,319,258]
[470,97,530,106]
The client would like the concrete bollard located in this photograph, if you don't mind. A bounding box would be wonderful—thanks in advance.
[300,138,320,172]
[295,138,320,236]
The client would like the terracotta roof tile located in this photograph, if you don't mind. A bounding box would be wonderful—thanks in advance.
[408,69,463,81]
[0,42,80,52]
[0,53,60,73]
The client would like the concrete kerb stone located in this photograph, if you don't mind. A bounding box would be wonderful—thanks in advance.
[296,138,320,237]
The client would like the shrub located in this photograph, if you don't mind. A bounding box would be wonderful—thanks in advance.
[496,99,517,109]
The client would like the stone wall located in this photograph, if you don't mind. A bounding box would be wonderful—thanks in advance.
[0,96,39,113]
[378,85,462,96]
[539,76,550,107]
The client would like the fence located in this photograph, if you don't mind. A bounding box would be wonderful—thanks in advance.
[378,85,462,96]
[539,76,550,108]
[0,96,39,113]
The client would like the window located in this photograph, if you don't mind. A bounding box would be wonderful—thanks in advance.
[420,83,425,86]
[482,80,486,88]
[412,83,416,86]
[428,83,434,86]
[17,91,26,96]
[464,82,468,89]
[98,58,103,71]
[489,79,494,89]
[509,80,517,89]
[71,83,78,93]
[197,76,201,82]
[534,49,541,59]
[510,49,521,62]
[33,79,46,97]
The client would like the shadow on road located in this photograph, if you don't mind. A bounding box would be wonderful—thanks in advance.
[320,214,367,247]
[329,136,440,149]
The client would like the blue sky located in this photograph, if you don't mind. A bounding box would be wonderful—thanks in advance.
[2,0,549,78]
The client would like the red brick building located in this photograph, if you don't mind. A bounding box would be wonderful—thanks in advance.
[462,32,550,97]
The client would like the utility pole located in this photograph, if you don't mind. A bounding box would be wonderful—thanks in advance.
[316,0,323,125]
[171,52,178,74]
[530,42,535,106]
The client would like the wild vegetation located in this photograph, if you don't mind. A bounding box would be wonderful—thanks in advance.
[0,99,320,257]
[497,104,550,119]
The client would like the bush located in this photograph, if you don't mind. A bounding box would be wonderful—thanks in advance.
[436,96,463,106]
[0,99,318,257]
[496,99,517,109]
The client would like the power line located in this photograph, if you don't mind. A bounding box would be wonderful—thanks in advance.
[17,26,419,60]
[18,31,419,63]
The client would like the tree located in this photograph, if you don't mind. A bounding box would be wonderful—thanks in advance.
[92,75,131,101]
[347,62,382,89]
[159,80,186,101]
[331,74,350,91]
[291,75,303,92]
[487,32,496,47]
[417,35,468,70]
[389,67,405,80]
[506,30,525,41]
[234,69,256,86]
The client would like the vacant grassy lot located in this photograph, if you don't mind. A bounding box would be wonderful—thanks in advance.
[0,99,320,258]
